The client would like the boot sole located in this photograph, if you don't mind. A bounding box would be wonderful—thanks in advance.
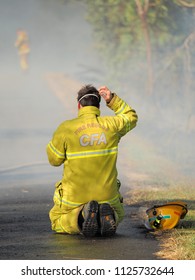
[100,203,116,237]
[82,201,99,237]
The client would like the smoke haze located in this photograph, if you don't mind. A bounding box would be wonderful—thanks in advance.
[0,0,194,188]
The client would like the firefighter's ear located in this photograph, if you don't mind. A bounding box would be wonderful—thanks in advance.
[78,102,82,110]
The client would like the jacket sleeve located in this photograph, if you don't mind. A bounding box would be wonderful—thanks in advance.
[46,124,66,166]
[107,93,138,138]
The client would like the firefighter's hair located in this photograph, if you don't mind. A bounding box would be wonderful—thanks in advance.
[77,84,101,108]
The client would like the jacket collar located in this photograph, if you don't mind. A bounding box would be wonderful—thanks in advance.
[78,106,100,117]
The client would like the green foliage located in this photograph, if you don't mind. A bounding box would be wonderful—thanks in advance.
[84,0,195,88]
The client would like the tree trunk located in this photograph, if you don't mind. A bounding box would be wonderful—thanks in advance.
[135,0,153,94]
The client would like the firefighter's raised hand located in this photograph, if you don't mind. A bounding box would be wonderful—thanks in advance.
[98,86,113,103]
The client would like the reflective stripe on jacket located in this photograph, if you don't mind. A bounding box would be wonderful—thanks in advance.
[46,94,138,206]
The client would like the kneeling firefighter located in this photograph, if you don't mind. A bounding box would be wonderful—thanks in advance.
[46,85,138,237]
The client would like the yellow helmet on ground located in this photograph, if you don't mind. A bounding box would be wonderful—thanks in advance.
[145,201,188,230]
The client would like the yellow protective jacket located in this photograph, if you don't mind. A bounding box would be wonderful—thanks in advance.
[47,94,138,207]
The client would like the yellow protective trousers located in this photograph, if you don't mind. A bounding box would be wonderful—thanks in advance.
[49,181,124,234]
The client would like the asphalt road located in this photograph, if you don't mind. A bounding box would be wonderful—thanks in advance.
[0,169,161,260]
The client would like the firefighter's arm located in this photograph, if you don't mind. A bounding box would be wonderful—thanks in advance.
[99,86,138,136]
[46,127,66,166]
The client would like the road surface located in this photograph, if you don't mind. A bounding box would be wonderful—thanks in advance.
[0,174,160,260]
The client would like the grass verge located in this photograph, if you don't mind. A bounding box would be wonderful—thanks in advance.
[124,180,195,260]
